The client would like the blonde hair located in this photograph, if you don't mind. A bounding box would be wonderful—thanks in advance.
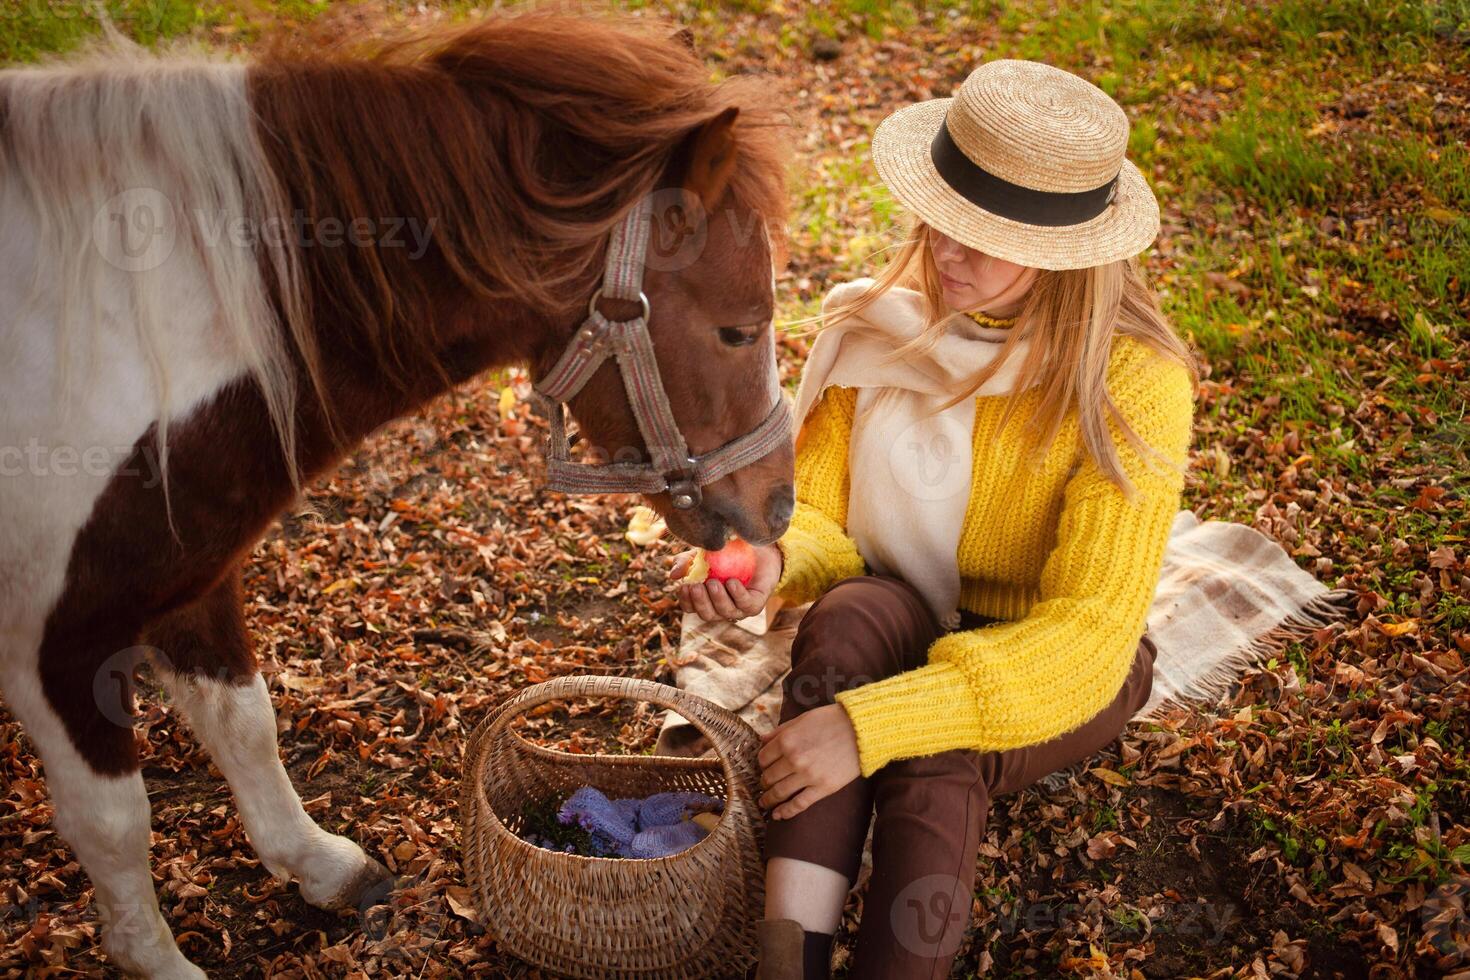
[820,220,1198,498]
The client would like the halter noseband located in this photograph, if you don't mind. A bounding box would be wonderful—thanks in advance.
[532,196,793,510]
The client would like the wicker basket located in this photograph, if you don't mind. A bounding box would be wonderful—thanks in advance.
[459,675,765,978]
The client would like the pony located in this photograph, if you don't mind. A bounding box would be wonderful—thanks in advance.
[0,12,793,977]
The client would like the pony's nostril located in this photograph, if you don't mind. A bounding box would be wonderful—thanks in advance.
[766,483,794,531]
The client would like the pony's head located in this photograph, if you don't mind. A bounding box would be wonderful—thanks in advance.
[553,109,795,551]
[415,14,796,551]
[250,12,794,549]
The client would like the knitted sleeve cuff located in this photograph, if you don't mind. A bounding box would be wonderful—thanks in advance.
[772,502,866,606]
[833,662,986,777]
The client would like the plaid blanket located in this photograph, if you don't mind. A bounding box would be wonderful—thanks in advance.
[655,509,1355,756]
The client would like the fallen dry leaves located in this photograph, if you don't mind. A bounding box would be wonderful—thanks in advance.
[2,1,1468,978]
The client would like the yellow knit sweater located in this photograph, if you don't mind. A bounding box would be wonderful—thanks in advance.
[773,327,1195,777]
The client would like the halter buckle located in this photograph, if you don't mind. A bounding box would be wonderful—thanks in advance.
[668,479,701,510]
[665,456,701,510]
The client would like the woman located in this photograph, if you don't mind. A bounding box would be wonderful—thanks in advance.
[672,59,1196,978]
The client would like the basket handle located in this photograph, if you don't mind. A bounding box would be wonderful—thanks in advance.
[472,674,764,808]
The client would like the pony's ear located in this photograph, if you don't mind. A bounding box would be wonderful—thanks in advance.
[682,106,740,212]
[670,27,696,52]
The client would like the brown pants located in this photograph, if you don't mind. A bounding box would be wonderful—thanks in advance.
[764,575,1156,979]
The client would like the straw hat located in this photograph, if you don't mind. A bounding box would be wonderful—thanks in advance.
[871,59,1160,271]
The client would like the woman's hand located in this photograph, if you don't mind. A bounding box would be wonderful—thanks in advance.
[670,544,782,623]
[756,703,861,819]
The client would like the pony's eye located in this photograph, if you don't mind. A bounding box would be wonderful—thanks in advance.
[719,326,760,348]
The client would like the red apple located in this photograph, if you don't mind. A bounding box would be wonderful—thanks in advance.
[702,539,757,587]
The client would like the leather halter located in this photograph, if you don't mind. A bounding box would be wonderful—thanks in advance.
[532,195,793,510]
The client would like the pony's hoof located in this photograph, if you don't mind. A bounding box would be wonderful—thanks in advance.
[298,839,392,912]
[333,855,393,911]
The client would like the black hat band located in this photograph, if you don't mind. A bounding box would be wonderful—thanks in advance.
[929,121,1119,227]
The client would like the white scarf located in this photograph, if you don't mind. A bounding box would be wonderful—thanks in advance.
[790,279,1033,630]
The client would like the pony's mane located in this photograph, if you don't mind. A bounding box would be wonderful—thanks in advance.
[250,10,790,388]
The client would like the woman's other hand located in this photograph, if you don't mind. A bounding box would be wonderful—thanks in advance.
[757,704,861,819]
[670,543,782,622]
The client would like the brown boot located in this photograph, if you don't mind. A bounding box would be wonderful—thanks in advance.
[754,918,805,980]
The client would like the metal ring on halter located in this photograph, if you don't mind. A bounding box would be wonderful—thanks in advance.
[665,456,701,511]
[588,288,652,322]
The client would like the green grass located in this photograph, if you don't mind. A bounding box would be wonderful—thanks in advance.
[1199,89,1347,212]
[0,0,216,61]
[0,0,335,62]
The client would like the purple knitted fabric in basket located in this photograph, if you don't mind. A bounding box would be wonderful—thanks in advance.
[628,819,708,859]
[557,787,720,858]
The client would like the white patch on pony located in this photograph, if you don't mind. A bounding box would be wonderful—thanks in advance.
[158,671,385,909]
[0,50,298,641]
[0,662,204,979]
[0,49,305,978]
[0,44,310,494]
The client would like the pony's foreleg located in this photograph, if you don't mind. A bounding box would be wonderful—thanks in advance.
[0,654,202,979]
[147,570,389,911]
[158,669,390,908]
[159,670,389,907]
